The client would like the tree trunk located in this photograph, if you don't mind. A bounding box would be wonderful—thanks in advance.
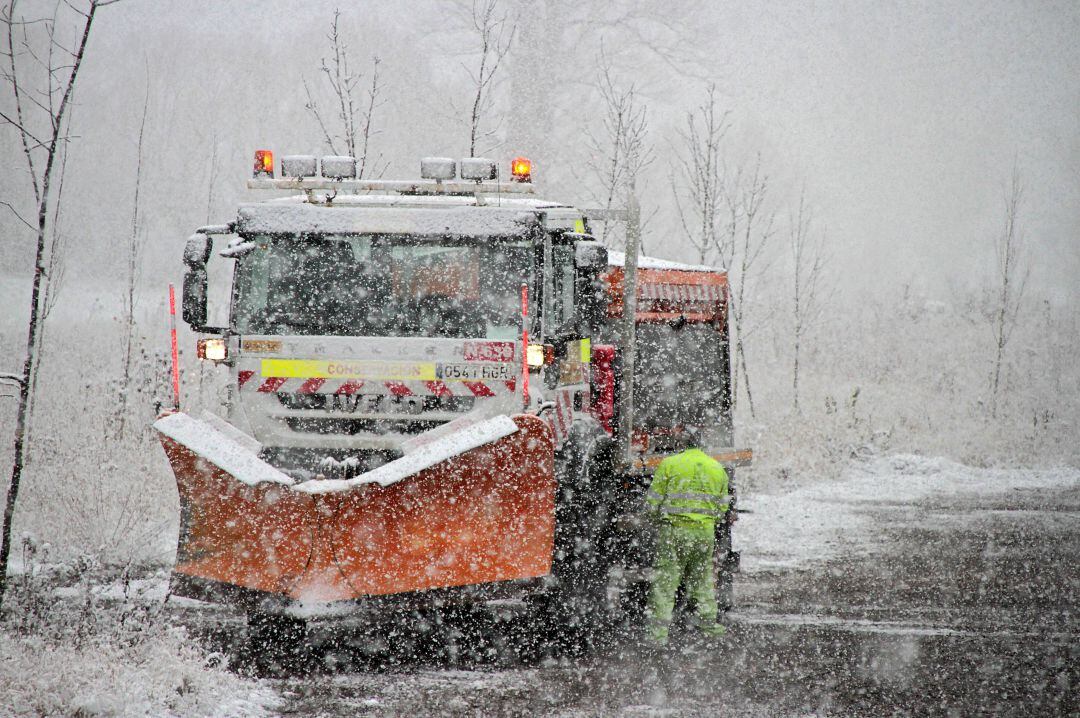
[0,0,98,609]
[793,330,801,413]
[736,330,756,418]
[117,69,150,438]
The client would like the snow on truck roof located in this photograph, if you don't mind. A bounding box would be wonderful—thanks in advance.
[607,250,724,274]
[236,193,575,237]
[233,194,724,274]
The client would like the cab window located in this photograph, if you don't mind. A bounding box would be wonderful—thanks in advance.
[548,243,576,333]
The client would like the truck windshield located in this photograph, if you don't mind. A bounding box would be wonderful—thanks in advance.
[232,234,532,339]
[634,322,724,428]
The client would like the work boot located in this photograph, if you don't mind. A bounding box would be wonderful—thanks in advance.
[646,619,670,647]
[686,614,726,639]
[700,622,727,648]
[701,622,726,638]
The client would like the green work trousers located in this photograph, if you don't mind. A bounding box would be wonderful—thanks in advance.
[647,521,725,643]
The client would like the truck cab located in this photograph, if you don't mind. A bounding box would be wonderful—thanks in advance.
[182,156,604,481]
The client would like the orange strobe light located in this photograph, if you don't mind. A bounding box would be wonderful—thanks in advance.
[510,156,532,183]
[253,149,274,178]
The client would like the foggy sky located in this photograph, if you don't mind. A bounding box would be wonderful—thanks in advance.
[1,0,1077,304]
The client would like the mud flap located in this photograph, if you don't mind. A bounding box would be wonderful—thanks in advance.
[158,413,555,605]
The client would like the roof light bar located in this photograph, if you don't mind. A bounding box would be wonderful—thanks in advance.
[247,177,536,195]
[246,149,537,195]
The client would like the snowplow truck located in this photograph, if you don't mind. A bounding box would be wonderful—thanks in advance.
[158,152,750,625]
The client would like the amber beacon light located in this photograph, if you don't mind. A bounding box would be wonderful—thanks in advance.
[253,149,274,178]
[510,156,532,183]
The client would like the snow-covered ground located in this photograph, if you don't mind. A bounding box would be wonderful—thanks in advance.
[0,580,279,717]
[0,628,279,717]
[3,451,1075,715]
[737,453,1080,572]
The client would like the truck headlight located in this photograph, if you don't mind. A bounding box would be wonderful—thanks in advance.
[197,337,228,363]
[526,343,554,368]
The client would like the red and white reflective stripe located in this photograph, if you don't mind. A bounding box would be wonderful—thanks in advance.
[384,381,414,397]
[297,378,326,394]
[240,376,514,396]
[256,377,288,393]
[335,380,365,395]
[462,380,496,397]
[424,380,454,397]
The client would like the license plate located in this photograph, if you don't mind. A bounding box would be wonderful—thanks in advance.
[437,363,514,381]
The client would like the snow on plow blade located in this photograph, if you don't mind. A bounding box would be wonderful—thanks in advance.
[154,412,555,605]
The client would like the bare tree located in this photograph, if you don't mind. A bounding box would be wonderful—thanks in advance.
[585,48,652,249]
[0,0,121,608]
[725,155,776,419]
[464,0,513,157]
[989,164,1029,416]
[116,63,150,438]
[504,1,711,171]
[23,94,71,451]
[204,130,220,224]
[671,85,731,265]
[303,9,385,178]
[789,190,827,413]
[670,89,780,418]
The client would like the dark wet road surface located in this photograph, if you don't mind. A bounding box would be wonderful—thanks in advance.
[201,477,1080,717]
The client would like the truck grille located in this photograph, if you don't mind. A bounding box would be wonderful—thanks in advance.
[258,446,401,480]
[284,417,444,435]
[275,392,474,414]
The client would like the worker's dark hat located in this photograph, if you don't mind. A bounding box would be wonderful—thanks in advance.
[682,426,703,448]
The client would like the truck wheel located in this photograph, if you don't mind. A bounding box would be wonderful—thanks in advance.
[715,519,738,613]
[548,423,615,653]
[245,610,309,676]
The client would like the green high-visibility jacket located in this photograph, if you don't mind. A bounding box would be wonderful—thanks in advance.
[647,448,730,529]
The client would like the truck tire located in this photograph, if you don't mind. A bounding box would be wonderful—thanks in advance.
[715,517,739,613]
[715,466,740,613]
[544,420,616,653]
[245,610,309,676]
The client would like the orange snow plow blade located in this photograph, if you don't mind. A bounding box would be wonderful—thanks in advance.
[156,413,555,604]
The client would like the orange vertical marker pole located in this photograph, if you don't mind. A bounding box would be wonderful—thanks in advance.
[520,282,529,412]
[168,284,181,410]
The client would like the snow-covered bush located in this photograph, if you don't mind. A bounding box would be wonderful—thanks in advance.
[0,558,275,717]
[738,288,1079,493]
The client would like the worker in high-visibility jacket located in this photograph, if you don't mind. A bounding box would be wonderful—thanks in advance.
[645,430,730,644]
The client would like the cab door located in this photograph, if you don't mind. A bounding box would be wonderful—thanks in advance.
[540,233,592,444]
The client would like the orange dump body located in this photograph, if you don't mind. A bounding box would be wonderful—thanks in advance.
[604,265,728,323]
[159,414,556,605]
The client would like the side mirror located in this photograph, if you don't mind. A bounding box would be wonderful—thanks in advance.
[573,241,609,335]
[183,233,212,268]
[181,230,231,333]
[182,266,208,329]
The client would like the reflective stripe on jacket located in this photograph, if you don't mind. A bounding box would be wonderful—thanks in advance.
[647,448,729,527]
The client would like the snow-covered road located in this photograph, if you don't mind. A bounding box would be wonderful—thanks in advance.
[737,453,1079,571]
[265,457,1079,716]
[5,454,1076,716]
